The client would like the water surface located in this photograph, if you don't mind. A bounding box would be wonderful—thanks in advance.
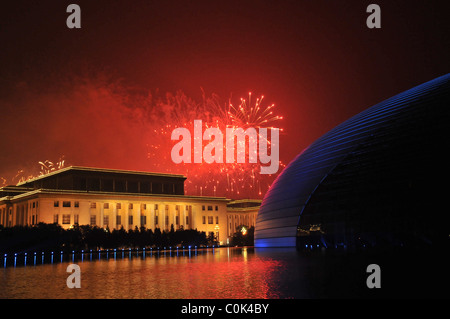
[2,246,446,298]
[1,247,292,299]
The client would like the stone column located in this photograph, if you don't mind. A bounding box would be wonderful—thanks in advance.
[100,204,104,229]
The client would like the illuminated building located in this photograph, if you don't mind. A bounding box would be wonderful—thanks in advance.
[0,166,232,244]
[255,74,450,248]
[226,199,261,235]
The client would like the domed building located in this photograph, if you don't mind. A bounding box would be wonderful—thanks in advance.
[255,74,450,249]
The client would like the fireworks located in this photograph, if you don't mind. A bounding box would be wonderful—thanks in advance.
[145,91,284,199]
[4,156,67,185]
[38,157,65,176]
[228,92,283,129]
[1,87,284,200]
[0,177,6,187]
[12,169,34,185]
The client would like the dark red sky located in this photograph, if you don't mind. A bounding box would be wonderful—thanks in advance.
[0,0,449,197]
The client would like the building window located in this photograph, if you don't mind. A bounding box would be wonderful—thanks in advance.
[202,205,205,211]
[62,214,71,224]
[54,201,59,208]
[215,205,218,211]
[154,214,159,226]
[202,216,206,224]
[32,202,35,209]
[141,215,147,226]
[165,215,169,226]
[207,205,213,211]
[104,203,109,209]
[53,214,59,224]
[129,215,133,225]
[63,201,71,208]
[90,202,96,209]
[155,204,159,210]
[74,214,79,224]
[129,203,133,209]
[186,216,189,225]
[175,215,179,225]
[90,215,96,226]
[216,216,219,224]
[208,216,213,224]
[103,215,109,226]
[74,201,79,208]
[117,203,122,209]
[116,215,122,225]
[142,204,147,210]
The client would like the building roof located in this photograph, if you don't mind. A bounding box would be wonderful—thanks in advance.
[0,166,233,203]
[2,166,261,205]
[16,166,186,186]
[227,199,262,210]
[2,188,229,203]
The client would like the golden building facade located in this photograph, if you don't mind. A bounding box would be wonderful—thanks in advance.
[0,167,229,244]
[226,199,261,235]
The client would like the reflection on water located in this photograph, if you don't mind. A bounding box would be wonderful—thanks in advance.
[6,246,444,299]
[0,247,291,299]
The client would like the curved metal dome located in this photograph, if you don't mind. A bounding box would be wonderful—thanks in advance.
[255,74,450,248]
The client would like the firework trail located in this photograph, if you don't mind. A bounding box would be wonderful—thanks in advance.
[228,92,283,129]
[6,156,67,185]
[145,90,284,199]
[38,156,65,176]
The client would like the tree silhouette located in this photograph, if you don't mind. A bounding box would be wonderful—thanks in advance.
[0,223,215,253]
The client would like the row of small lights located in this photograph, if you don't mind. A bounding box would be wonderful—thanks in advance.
[3,245,218,258]
[303,244,355,249]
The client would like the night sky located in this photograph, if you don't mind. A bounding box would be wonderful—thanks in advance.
[1,0,449,198]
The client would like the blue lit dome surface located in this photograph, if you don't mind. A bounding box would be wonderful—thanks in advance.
[255,74,450,248]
